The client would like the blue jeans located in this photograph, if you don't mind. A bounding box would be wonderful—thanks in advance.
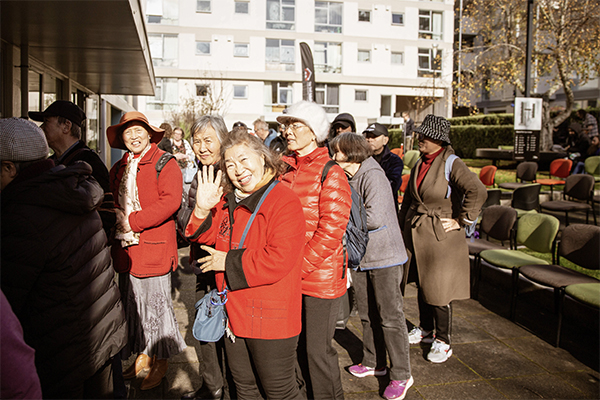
[351,265,411,381]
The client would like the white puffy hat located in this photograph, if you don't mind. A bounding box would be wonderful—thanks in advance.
[276,101,330,143]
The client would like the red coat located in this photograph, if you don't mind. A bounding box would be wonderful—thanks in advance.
[280,147,351,299]
[186,180,305,340]
[109,144,182,278]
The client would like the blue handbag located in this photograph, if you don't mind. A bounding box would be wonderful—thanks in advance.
[192,181,279,342]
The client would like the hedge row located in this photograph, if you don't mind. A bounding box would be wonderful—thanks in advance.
[450,114,514,126]
[449,125,515,158]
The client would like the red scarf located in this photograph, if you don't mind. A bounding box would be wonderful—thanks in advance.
[416,147,444,190]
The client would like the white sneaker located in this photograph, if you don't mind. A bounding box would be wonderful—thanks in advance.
[408,326,433,344]
[427,339,452,363]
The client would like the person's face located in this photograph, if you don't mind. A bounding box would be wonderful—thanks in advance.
[254,124,269,141]
[173,128,183,141]
[1,161,17,191]
[284,122,317,156]
[335,125,353,136]
[591,136,599,146]
[40,116,68,149]
[365,133,388,155]
[418,134,443,155]
[193,125,221,166]
[224,144,266,193]
[122,122,151,155]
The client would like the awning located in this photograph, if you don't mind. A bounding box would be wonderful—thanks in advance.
[1,0,155,96]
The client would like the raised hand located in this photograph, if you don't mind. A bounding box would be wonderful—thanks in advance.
[197,245,227,272]
[194,164,223,219]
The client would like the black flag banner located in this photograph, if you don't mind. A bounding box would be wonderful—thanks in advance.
[300,42,316,102]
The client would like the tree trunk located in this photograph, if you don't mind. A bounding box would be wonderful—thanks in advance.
[540,100,553,152]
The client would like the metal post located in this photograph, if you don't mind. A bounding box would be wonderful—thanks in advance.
[457,0,464,106]
[432,43,438,115]
[524,0,534,97]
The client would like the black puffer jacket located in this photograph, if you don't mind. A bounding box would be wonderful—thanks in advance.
[1,160,127,396]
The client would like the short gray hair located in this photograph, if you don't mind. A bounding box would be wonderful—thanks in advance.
[191,115,227,143]
[253,118,268,131]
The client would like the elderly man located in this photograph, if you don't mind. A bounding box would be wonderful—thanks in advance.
[0,117,127,398]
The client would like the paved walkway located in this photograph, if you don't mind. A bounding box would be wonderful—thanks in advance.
[123,245,600,399]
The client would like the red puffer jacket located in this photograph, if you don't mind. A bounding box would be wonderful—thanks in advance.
[110,144,182,278]
[280,147,351,299]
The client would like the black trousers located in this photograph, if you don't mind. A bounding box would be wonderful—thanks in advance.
[298,295,344,400]
[417,291,452,345]
[45,358,114,399]
[224,335,303,400]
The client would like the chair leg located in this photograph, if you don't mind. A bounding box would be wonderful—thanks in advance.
[510,268,520,322]
[565,211,569,226]
[473,255,481,301]
[556,287,566,348]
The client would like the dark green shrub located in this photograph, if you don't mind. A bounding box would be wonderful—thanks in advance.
[449,125,514,158]
[450,114,514,126]
[388,128,403,150]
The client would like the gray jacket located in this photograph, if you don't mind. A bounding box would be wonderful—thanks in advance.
[349,157,408,270]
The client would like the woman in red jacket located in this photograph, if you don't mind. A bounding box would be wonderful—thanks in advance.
[278,101,352,400]
[185,128,306,399]
[107,112,187,391]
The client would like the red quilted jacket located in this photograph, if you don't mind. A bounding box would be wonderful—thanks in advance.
[280,147,352,299]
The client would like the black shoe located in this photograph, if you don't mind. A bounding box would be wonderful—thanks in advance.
[181,385,223,400]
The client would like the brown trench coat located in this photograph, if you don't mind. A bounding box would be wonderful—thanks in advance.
[399,146,487,306]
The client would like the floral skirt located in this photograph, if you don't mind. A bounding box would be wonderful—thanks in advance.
[121,273,187,359]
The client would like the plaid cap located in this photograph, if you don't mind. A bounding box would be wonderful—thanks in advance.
[415,114,451,144]
[363,123,389,137]
[0,117,49,162]
[28,100,86,127]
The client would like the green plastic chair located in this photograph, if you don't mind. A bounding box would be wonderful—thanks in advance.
[512,224,600,346]
[584,155,600,182]
[402,150,420,175]
[478,213,560,314]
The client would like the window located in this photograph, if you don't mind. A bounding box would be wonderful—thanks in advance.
[358,50,371,63]
[148,34,178,67]
[392,13,404,26]
[381,95,391,116]
[355,90,367,101]
[418,48,442,77]
[391,51,404,65]
[419,10,443,40]
[196,41,211,55]
[315,83,339,113]
[235,1,249,14]
[147,78,178,110]
[146,0,179,24]
[314,42,342,74]
[315,2,342,34]
[196,84,209,97]
[358,10,370,22]
[197,0,211,12]
[234,43,249,57]
[266,82,293,105]
[266,39,295,71]
[233,85,248,98]
[267,0,295,30]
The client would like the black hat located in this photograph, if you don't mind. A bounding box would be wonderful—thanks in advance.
[415,114,451,144]
[363,123,389,137]
[332,113,356,132]
[233,121,248,129]
[28,100,86,127]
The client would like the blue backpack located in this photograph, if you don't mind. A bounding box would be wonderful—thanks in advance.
[321,160,369,269]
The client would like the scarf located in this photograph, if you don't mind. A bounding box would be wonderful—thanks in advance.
[416,147,444,190]
[115,145,151,247]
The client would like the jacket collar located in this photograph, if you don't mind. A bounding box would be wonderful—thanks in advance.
[284,146,329,169]
[223,177,278,214]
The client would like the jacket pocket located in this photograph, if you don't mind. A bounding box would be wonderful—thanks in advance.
[363,226,392,264]
[143,240,167,266]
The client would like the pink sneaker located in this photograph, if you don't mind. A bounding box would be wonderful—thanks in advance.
[348,364,387,378]
[383,376,414,400]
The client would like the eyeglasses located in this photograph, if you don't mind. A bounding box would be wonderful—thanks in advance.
[281,123,307,133]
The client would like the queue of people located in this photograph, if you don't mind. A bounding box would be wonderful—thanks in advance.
[0,99,489,400]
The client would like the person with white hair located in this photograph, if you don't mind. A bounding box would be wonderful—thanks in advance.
[278,101,352,400]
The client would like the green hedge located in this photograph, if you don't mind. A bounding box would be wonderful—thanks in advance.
[449,125,515,158]
[450,114,514,126]
[388,128,403,150]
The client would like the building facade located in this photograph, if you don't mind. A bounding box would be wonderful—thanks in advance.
[140,0,455,132]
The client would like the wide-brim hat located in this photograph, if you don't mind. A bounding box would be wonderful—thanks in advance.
[106,111,164,150]
[28,100,86,127]
[276,101,330,143]
[415,114,451,145]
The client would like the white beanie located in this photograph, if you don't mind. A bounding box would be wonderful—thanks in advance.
[276,101,330,143]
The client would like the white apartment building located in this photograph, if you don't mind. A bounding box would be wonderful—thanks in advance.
[139,0,455,132]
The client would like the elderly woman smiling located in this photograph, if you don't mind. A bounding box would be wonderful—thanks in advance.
[107,111,186,391]
[184,129,306,399]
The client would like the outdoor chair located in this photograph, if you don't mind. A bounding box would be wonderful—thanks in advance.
[398,173,411,204]
[479,165,497,187]
[482,189,502,210]
[511,183,541,218]
[469,205,518,299]
[402,150,420,175]
[584,155,600,182]
[536,158,572,197]
[478,213,560,314]
[499,161,538,190]
[390,147,403,158]
[561,283,600,345]
[511,224,600,346]
[540,174,596,226]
